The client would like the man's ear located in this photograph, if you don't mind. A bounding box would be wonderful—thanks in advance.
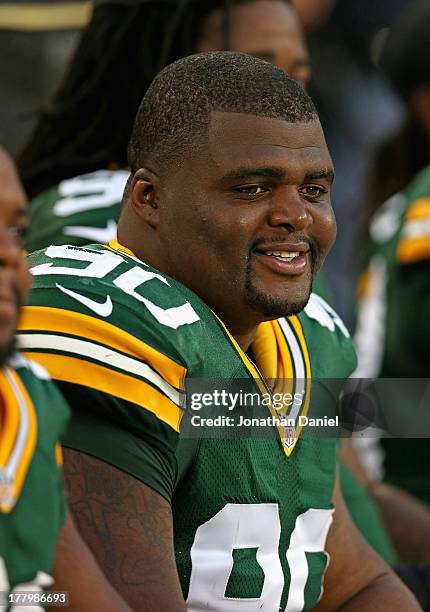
[131,168,160,228]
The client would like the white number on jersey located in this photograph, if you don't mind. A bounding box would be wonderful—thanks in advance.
[186,503,333,612]
[30,245,200,330]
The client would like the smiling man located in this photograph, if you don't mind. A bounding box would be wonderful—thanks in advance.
[18,53,417,610]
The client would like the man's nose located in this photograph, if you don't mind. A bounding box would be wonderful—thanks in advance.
[268,188,312,231]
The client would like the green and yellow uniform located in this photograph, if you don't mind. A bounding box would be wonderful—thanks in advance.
[0,354,69,604]
[19,240,356,610]
[355,164,430,503]
[26,170,128,253]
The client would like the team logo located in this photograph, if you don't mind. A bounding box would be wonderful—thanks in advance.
[282,425,297,450]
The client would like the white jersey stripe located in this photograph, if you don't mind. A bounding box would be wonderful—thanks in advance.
[17,333,181,406]
[277,319,307,421]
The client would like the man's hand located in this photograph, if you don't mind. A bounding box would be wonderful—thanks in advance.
[315,474,420,611]
[62,448,186,612]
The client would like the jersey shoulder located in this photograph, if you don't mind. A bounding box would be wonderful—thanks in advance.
[396,164,430,265]
[27,170,128,252]
[24,242,209,367]
[298,292,357,378]
[0,354,69,513]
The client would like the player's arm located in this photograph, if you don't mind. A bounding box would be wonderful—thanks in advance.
[62,448,186,612]
[315,473,419,611]
[341,438,430,562]
[52,513,132,612]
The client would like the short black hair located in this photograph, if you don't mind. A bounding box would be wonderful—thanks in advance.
[380,0,430,101]
[128,51,317,171]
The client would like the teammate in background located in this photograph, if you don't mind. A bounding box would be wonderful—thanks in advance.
[17,0,309,251]
[18,53,418,610]
[354,0,430,539]
[0,147,133,611]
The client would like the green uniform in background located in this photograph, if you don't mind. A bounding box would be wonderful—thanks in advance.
[355,164,430,504]
[19,240,357,611]
[0,354,69,603]
[26,170,128,253]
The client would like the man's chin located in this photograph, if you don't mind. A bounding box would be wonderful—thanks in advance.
[245,286,312,320]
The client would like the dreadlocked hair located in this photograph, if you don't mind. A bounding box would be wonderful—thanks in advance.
[17,0,264,198]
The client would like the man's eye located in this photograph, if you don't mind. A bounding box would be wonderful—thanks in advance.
[8,225,28,245]
[234,185,267,196]
[300,185,327,199]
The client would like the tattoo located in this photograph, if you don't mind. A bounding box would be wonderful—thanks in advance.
[63,449,179,606]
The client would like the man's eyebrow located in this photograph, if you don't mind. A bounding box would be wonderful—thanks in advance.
[222,166,285,182]
[304,169,335,184]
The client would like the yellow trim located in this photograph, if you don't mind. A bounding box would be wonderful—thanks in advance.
[23,352,182,432]
[216,314,310,458]
[19,306,186,391]
[0,370,20,467]
[55,443,64,468]
[288,316,312,379]
[284,316,312,454]
[108,239,136,258]
[405,198,430,221]
[0,2,92,31]
[0,369,38,513]
[357,267,371,299]
[10,370,38,510]
[397,237,430,264]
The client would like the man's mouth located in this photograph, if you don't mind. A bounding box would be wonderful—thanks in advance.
[265,250,301,262]
[252,244,310,276]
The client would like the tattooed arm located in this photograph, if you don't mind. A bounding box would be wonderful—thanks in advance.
[62,448,186,612]
[52,513,132,612]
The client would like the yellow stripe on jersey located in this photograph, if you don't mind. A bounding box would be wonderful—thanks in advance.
[397,198,430,263]
[0,371,20,466]
[0,369,38,513]
[19,306,186,391]
[397,236,430,264]
[288,316,312,379]
[22,352,182,432]
[108,239,135,258]
[405,198,430,221]
[55,443,64,468]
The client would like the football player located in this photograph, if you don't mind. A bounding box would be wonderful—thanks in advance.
[354,0,430,556]
[0,147,133,611]
[18,0,309,251]
[18,53,417,610]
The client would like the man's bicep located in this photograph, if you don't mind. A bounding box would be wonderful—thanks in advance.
[63,448,185,612]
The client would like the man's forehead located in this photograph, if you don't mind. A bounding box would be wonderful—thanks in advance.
[207,111,332,170]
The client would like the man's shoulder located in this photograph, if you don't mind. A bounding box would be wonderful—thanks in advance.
[294,292,357,378]
[23,242,217,369]
[396,164,430,265]
[0,355,69,513]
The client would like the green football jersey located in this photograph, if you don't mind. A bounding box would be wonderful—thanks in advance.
[19,241,357,611]
[355,164,430,502]
[26,170,129,253]
[0,354,69,603]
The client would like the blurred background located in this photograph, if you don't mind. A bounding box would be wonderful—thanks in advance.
[0,0,419,324]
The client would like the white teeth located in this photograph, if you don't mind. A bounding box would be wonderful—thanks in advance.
[266,250,300,261]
